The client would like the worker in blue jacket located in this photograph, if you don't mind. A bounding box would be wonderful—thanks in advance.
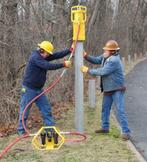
[18,41,72,135]
[81,40,131,140]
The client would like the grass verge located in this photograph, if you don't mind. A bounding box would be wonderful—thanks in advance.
[0,57,146,162]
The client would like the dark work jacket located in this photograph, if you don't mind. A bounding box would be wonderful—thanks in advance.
[22,49,71,89]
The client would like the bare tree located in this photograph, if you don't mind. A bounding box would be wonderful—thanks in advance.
[0,0,146,128]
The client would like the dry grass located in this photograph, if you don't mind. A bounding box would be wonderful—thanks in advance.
[0,99,139,162]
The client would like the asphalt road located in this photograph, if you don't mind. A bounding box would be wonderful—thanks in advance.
[125,59,147,160]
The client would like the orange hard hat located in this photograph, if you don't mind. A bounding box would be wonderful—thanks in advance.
[103,40,120,51]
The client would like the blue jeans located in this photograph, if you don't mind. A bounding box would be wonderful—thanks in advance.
[17,85,55,134]
[101,91,130,134]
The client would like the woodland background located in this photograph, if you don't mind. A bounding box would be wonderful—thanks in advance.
[0,0,146,131]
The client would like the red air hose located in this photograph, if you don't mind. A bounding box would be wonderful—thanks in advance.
[0,24,86,159]
[62,132,87,143]
[22,76,62,135]
[0,134,29,159]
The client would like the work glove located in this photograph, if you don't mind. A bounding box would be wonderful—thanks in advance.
[80,65,89,73]
[64,60,72,68]
[83,51,88,58]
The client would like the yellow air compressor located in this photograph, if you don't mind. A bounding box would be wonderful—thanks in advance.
[32,126,65,150]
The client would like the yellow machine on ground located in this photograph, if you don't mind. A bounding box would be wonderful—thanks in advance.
[32,126,65,150]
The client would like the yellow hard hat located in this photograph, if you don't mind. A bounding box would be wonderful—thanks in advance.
[38,41,54,54]
[103,40,120,51]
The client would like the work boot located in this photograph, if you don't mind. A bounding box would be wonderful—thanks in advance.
[121,133,131,141]
[95,128,109,134]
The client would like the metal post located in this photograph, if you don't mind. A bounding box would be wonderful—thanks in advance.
[140,52,143,58]
[128,55,131,63]
[122,57,125,66]
[134,53,137,61]
[75,42,84,132]
[128,55,132,67]
[71,5,86,133]
[122,57,125,72]
[88,79,96,108]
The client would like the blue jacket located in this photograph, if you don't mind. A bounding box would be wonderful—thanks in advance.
[85,53,125,92]
[23,49,71,89]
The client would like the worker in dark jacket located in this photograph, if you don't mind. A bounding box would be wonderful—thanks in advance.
[18,41,72,135]
[81,40,131,140]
